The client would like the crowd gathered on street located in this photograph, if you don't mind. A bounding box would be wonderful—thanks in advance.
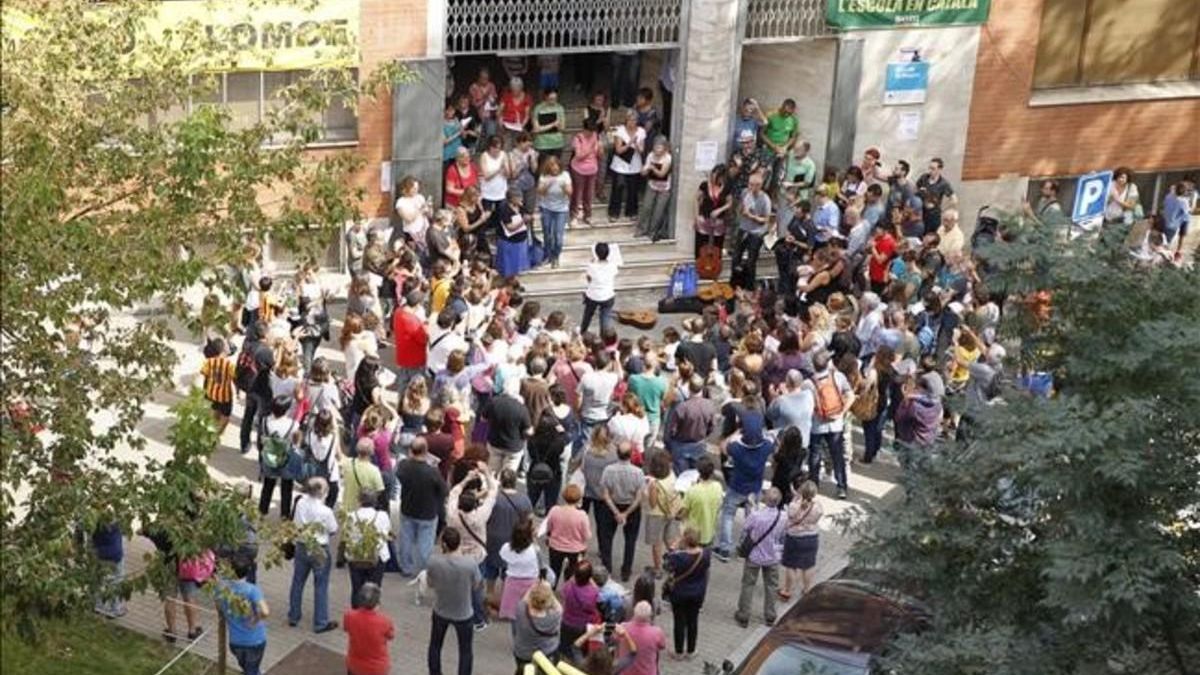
[84,55,1197,675]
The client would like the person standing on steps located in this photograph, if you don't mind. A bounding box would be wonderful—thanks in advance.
[426,528,483,675]
[569,119,601,226]
[537,155,572,269]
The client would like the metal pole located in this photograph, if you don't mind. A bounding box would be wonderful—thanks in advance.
[216,613,227,675]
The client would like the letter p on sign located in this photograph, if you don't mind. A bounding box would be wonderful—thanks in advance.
[1072,170,1113,224]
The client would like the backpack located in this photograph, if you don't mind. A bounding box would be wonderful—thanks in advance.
[811,372,846,419]
[262,419,297,472]
[234,345,259,392]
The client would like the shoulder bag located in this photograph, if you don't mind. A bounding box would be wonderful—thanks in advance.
[737,509,782,559]
[662,550,704,601]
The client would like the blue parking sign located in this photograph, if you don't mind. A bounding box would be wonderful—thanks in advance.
[1072,170,1112,224]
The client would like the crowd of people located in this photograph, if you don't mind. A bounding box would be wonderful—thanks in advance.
[78,58,1196,675]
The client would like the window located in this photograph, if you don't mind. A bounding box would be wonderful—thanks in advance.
[1025,167,1200,218]
[151,70,357,144]
[1033,0,1200,88]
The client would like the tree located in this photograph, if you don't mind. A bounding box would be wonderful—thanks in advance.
[849,220,1200,674]
[0,0,410,635]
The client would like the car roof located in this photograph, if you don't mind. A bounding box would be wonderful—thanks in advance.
[767,578,928,653]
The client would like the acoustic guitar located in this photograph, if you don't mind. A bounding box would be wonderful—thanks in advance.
[616,309,659,330]
[697,282,734,303]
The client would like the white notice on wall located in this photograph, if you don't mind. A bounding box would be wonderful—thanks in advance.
[379,162,391,193]
[898,111,922,141]
[694,141,719,173]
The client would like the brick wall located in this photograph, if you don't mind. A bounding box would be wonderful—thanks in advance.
[311,0,428,219]
[962,0,1200,181]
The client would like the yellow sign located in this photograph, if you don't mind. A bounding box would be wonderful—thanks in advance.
[3,0,360,72]
[141,0,360,71]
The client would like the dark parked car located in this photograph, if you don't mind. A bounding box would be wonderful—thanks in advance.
[726,574,930,675]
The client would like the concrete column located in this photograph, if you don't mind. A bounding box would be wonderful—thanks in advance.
[671,0,745,256]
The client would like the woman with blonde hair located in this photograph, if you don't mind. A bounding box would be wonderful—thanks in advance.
[399,376,431,436]
[511,580,562,673]
[780,479,822,600]
[270,347,303,416]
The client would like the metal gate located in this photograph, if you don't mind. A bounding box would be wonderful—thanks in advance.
[445,0,683,54]
[744,0,830,43]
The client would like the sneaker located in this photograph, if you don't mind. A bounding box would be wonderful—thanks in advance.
[734,615,749,628]
[186,627,204,640]
[161,629,177,644]
[315,621,339,634]
[765,616,777,625]
[713,550,730,563]
[836,488,848,500]
[473,621,489,633]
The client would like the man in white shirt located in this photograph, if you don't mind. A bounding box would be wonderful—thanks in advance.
[936,208,964,259]
[581,242,619,334]
[345,490,391,608]
[287,478,340,633]
[855,292,885,360]
[427,308,468,377]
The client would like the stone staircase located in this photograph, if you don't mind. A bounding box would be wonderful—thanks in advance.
[519,206,777,298]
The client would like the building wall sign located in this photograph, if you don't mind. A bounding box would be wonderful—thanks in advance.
[826,0,990,30]
[4,0,360,71]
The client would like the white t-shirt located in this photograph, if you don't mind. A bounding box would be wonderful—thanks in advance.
[348,506,391,563]
[265,415,297,443]
[539,172,572,213]
[608,413,650,449]
[480,151,509,201]
[292,495,338,546]
[307,429,341,484]
[610,125,646,175]
[585,260,619,302]
[428,328,469,374]
[499,542,541,579]
[396,194,429,239]
[644,151,673,192]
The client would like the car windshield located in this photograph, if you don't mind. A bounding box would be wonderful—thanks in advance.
[753,643,870,675]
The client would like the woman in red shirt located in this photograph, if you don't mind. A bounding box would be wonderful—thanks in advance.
[499,77,531,140]
[443,147,478,208]
[343,582,394,675]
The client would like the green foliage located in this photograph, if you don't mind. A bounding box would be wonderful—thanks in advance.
[850,219,1200,673]
[2,612,208,675]
[0,0,413,636]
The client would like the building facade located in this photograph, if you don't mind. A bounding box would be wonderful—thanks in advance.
[197,0,1197,275]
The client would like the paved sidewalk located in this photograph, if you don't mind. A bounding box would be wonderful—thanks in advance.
[109,304,904,675]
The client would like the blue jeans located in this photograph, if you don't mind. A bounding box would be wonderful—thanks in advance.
[808,431,847,491]
[667,439,706,476]
[230,642,265,675]
[471,562,487,625]
[580,296,614,335]
[93,558,125,616]
[541,208,568,264]
[862,411,886,463]
[287,543,332,630]
[717,489,759,554]
[398,516,438,576]
[428,611,474,675]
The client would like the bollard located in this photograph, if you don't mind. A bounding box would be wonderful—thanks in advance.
[532,651,562,674]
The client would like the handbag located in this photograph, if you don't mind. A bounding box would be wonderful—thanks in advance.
[177,550,215,583]
[529,236,545,267]
[662,550,704,601]
[737,509,781,559]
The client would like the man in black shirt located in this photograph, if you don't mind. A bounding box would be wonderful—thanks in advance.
[916,157,956,236]
[675,320,717,380]
[482,385,532,474]
[396,438,449,577]
[238,321,275,455]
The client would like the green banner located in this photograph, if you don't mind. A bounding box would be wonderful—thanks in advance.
[826,0,991,29]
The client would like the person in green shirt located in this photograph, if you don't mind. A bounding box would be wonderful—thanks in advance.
[783,140,817,203]
[531,88,566,165]
[763,99,798,194]
[627,353,668,449]
[679,456,724,547]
